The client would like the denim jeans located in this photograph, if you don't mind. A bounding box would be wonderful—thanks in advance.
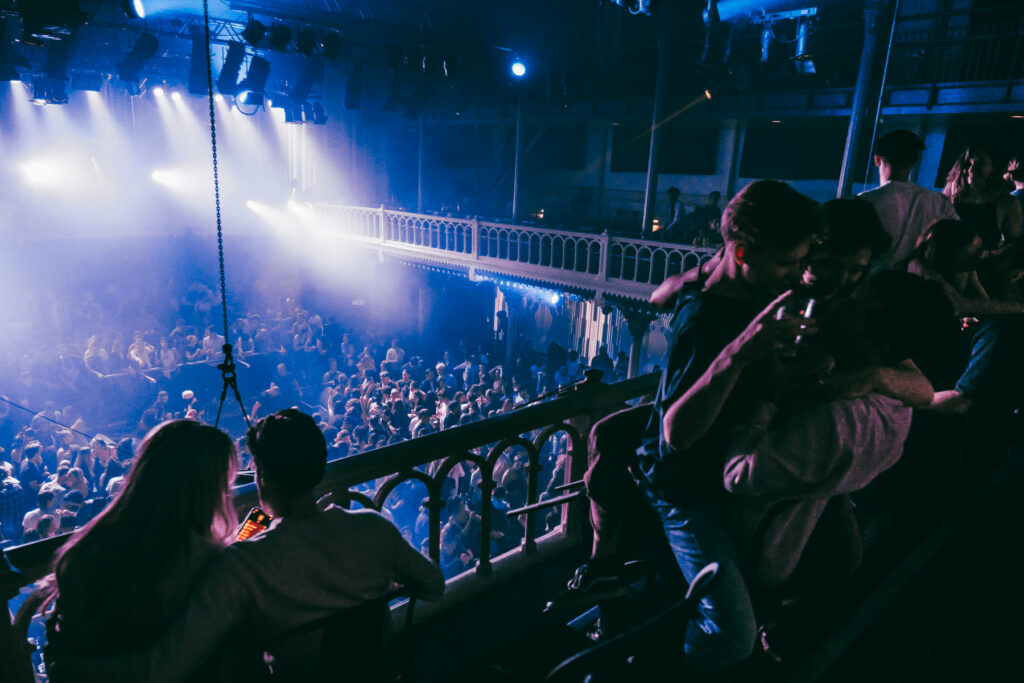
[647,495,757,671]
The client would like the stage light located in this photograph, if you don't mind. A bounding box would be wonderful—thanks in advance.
[246,199,258,211]
[118,32,159,94]
[237,55,270,105]
[214,93,224,102]
[549,293,560,305]
[20,0,87,46]
[511,59,526,78]
[152,86,164,96]
[306,102,327,124]
[217,42,245,95]
[290,56,324,103]
[242,19,266,47]
[269,23,292,52]
[171,91,182,101]
[321,32,342,61]
[122,0,145,19]
[151,169,167,183]
[296,28,317,57]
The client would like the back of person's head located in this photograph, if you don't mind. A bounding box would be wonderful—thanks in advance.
[873,129,925,168]
[918,219,982,272]
[24,442,42,461]
[54,420,237,588]
[38,490,56,510]
[721,180,822,251]
[819,199,892,258]
[246,409,327,498]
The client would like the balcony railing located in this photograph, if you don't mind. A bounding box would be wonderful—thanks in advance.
[4,373,659,620]
[308,204,715,302]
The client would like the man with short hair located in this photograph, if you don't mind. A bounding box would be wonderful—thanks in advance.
[22,490,58,536]
[858,129,958,267]
[664,187,686,241]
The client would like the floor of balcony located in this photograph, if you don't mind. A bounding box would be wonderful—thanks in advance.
[409,419,1024,683]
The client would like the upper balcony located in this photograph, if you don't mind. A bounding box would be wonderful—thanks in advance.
[306,203,716,306]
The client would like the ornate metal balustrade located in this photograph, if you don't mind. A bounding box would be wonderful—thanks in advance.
[4,373,658,618]
[307,204,716,303]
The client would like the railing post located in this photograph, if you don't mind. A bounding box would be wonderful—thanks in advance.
[471,216,480,259]
[597,230,610,282]
[476,478,495,576]
[378,206,387,244]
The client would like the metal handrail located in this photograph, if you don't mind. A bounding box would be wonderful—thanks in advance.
[3,372,659,592]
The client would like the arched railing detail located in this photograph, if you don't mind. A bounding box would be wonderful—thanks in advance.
[304,204,718,300]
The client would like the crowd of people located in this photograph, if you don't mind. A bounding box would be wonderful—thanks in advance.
[5,129,1024,679]
[548,130,1024,672]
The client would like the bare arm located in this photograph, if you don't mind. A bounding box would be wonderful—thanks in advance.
[821,360,933,407]
[649,251,723,309]
[663,291,808,453]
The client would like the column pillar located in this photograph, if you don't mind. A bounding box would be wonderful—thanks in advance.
[623,310,656,378]
[837,0,887,197]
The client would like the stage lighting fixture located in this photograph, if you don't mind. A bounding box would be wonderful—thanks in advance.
[321,32,342,61]
[216,42,245,95]
[237,56,270,105]
[19,0,87,46]
[188,25,207,96]
[510,59,526,78]
[117,32,159,93]
[153,86,164,95]
[269,23,292,51]
[242,19,266,47]
[344,64,362,110]
[0,40,31,82]
[296,28,317,57]
[290,56,324,104]
[122,0,146,19]
[30,76,68,105]
[549,293,560,305]
[303,102,327,125]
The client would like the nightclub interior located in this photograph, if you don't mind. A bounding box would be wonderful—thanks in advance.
[2,0,1024,681]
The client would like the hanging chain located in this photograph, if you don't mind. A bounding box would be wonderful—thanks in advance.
[202,0,229,342]
[202,0,250,429]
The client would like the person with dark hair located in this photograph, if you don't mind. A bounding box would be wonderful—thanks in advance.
[801,198,892,301]
[87,408,443,681]
[906,219,1024,414]
[38,420,238,679]
[725,271,954,591]
[944,145,1022,254]
[556,180,822,670]
[663,187,686,241]
[22,490,58,536]
[859,129,958,268]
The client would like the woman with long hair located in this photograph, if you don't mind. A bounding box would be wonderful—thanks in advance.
[943,145,1022,253]
[41,420,238,661]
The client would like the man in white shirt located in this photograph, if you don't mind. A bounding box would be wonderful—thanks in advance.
[859,129,958,268]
